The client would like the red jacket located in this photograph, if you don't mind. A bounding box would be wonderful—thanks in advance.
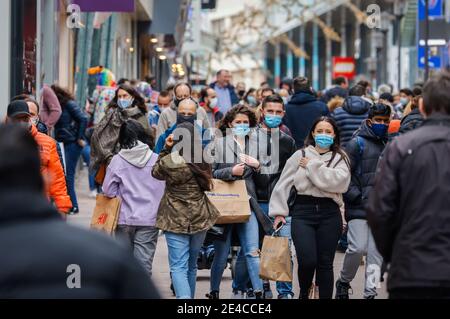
[30,125,72,213]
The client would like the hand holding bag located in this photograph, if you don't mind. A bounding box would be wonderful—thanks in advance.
[259,230,292,282]
[205,179,251,224]
[90,194,121,235]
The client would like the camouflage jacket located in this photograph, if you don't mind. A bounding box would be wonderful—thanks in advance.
[151,148,220,234]
[90,106,152,173]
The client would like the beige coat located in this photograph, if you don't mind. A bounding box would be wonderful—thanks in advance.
[269,145,351,218]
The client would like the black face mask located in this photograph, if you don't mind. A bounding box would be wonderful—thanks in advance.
[177,113,197,125]
[238,90,245,97]
[174,97,182,108]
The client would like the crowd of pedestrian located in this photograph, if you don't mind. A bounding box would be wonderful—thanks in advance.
[1,68,450,300]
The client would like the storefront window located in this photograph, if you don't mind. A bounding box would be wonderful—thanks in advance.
[10,0,37,96]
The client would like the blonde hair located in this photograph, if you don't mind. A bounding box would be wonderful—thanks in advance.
[327,96,345,113]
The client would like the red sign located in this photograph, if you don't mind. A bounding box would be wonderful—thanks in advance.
[332,57,356,80]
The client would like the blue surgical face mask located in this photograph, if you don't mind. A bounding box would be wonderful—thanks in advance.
[264,114,283,128]
[232,123,250,137]
[400,97,409,106]
[118,98,133,109]
[247,96,257,107]
[314,134,334,149]
[371,122,388,138]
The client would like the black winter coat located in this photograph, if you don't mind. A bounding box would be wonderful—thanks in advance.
[0,191,160,298]
[344,121,387,221]
[367,114,450,291]
[330,96,371,147]
[253,127,297,202]
[284,90,329,149]
[399,108,424,135]
[54,100,88,144]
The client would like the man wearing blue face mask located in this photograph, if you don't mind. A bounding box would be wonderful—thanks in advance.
[253,94,297,299]
[335,103,391,300]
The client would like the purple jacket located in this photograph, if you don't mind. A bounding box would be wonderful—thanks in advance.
[103,142,165,226]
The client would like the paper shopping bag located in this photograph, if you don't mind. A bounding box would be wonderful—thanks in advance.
[205,179,251,224]
[259,235,293,282]
[90,194,121,234]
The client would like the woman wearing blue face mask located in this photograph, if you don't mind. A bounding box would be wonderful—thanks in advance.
[90,84,153,185]
[269,116,351,299]
[243,88,258,108]
[208,105,264,299]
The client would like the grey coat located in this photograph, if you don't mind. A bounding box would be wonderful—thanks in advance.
[211,132,274,233]
[212,133,258,201]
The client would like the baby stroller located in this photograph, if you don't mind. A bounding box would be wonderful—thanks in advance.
[197,225,237,273]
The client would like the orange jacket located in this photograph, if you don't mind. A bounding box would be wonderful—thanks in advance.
[30,125,72,213]
[388,119,401,134]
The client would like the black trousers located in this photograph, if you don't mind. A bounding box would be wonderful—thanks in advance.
[390,287,450,299]
[290,195,342,299]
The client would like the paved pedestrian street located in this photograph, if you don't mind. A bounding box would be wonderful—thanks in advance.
[70,166,388,299]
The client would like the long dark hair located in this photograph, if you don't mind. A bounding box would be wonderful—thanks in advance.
[51,84,75,107]
[304,116,350,168]
[108,84,147,115]
[119,119,155,150]
[174,122,213,192]
[218,104,257,135]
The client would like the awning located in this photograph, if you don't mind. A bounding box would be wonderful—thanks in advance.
[150,0,182,34]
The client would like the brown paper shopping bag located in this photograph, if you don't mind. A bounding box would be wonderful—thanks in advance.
[259,235,293,282]
[205,179,251,224]
[90,194,121,234]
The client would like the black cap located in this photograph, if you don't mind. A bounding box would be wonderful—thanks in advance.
[7,100,30,118]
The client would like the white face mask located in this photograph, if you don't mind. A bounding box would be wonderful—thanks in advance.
[209,97,218,108]
[31,117,39,126]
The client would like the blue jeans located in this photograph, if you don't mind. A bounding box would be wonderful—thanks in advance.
[259,202,294,297]
[210,211,263,292]
[232,248,250,291]
[165,231,207,299]
[64,142,82,209]
[81,143,96,191]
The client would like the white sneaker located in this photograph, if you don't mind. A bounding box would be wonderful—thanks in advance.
[89,190,98,198]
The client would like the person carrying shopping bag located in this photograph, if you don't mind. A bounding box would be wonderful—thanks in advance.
[102,119,164,278]
[152,120,220,299]
[207,105,264,299]
[270,116,351,299]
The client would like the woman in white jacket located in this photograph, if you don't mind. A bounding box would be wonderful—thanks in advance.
[270,116,351,299]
